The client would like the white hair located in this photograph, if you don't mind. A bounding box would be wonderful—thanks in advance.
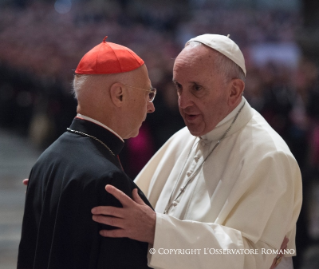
[72,73,124,99]
[72,74,89,99]
[72,71,141,99]
[186,41,246,83]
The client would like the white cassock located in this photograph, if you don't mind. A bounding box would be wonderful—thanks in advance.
[135,98,302,269]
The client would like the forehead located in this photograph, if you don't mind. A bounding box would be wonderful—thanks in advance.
[132,64,151,86]
[173,45,217,82]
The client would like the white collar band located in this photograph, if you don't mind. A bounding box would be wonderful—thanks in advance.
[76,113,124,142]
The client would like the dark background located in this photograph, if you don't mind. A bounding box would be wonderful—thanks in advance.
[1,0,319,268]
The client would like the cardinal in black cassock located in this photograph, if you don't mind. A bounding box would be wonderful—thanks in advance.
[18,37,155,269]
[18,118,153,269]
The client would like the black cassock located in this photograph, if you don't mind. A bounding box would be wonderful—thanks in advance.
[18,118,153,269]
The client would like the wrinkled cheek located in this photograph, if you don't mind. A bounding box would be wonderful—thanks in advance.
[197,120,205,132]
[196,117,207,135]
[179,110,185,121]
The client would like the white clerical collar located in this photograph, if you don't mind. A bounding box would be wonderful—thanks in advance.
[201,97,247,142]
[76,113,124,142]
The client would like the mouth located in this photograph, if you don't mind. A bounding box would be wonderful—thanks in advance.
[184,113,200,122]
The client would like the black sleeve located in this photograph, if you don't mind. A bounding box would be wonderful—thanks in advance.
[95,171,152,269]
[17,169,39,268]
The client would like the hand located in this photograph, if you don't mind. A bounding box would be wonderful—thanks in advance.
[269,236,289,269]
[91,184,156,244]
[22,179,29,186]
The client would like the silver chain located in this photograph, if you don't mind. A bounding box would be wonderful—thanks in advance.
[163,101,246,214]
[66,128,115,156]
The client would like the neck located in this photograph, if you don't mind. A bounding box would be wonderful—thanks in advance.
[76,109,124,141]
[201,97,246,141]
[217,97,244,127]
[228,96,243,114]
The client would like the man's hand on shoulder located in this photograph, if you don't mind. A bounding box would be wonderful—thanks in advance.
[91,185,156,244]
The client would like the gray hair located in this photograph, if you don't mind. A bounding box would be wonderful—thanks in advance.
[72,73,126,99]
[72,74,89,99]
[186,41,246,83]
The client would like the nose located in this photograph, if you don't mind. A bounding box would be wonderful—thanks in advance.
[147,101,155,113]
[178,91,193,110]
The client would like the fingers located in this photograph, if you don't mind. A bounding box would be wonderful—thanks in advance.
[281,237,289,249]
[91,206,123,218]
[92,185,155,243]
[105,184,133,207]
[92,215,124,228]
[270,236,290,269]
[132,188,145,205]
[22,179,29,186]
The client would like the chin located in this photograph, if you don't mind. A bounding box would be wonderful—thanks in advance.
[183,122,201,136]
[123,129,139,139]
[131,130,140,138]
[187,127,204,137]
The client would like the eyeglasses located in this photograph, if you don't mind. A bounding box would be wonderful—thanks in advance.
[123,84,157,102]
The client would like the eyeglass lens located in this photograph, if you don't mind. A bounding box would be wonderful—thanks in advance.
[149,89,156,102]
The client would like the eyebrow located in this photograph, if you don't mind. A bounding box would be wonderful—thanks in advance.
[172,80,201,86]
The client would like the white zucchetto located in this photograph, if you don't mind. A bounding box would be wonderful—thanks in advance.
[186,34,246,76]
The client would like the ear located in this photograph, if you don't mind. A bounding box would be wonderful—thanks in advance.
[228,79,245,107]
[109,82,124,107]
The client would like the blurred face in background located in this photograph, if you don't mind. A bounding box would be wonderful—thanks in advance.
[173,44,232,137]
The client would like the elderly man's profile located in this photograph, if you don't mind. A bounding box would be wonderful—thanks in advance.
[17,37,155,269]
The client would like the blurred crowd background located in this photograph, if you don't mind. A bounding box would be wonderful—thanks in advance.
[1,0,319,268]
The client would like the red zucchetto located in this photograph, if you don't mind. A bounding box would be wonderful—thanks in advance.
[75,36,144,74]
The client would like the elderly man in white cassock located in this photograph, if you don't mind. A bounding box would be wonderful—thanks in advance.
[92,34,302,269]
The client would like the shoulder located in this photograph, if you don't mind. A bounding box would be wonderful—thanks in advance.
[32,133,129,188]
[96,170,152,208]
[230,107,300,184]
[36,132,119,169]
[233,108,300,186]
[148,126,195,167]
[171,126,193,140]
[241,108,294,159]
[159,127,194,154]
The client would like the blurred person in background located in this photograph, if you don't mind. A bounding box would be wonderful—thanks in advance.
[18,37,155,269]
[92,34,302,269]
[2,1,315,268]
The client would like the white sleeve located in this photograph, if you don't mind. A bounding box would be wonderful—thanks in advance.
[148,215,276,269]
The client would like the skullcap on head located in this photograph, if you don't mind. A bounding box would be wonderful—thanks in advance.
[186,34,246,76]
[75,36,144,75]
